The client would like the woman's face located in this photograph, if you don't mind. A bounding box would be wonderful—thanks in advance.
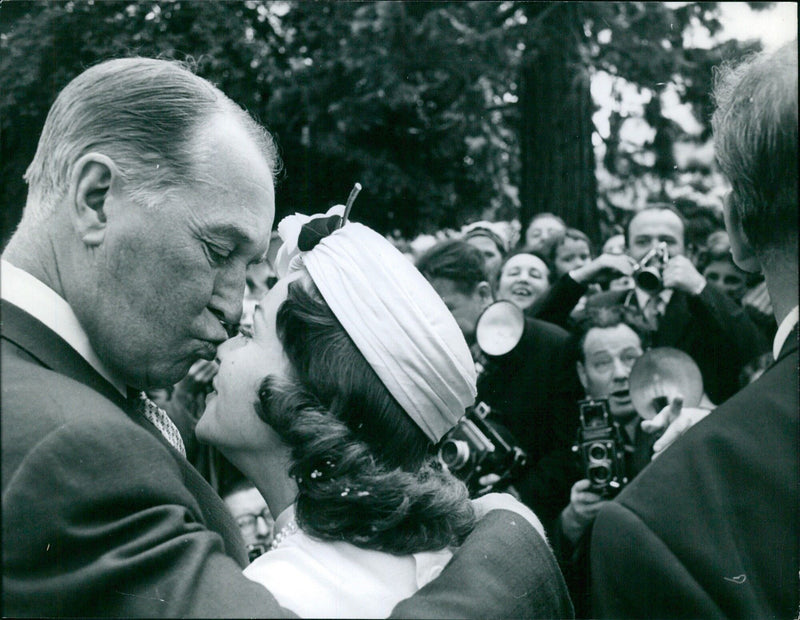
[196,272,301,451]
[496,253,551,310]
[554,238,591,278]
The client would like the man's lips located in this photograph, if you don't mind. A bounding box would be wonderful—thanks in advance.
[610,388,631,402]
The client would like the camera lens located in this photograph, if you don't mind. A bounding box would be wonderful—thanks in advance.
[589,464,611,483]
[635,269,662,294]
[589,443,608,461]
[439,439,471,471]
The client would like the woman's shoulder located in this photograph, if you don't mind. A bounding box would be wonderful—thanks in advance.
[243,530,452,617]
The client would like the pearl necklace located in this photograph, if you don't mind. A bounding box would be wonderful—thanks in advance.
[270,519,298,550]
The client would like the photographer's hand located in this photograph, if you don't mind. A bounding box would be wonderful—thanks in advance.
[662,255,706,295]
[560,479,607,544]
[569,253,636,285]
[642,396,713,458]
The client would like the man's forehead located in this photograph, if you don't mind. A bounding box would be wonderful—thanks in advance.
[630,209,684,235]
[584,325,642,353]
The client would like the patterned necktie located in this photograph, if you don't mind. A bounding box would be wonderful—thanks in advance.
[135,392,187,457]
[642,294,665,331]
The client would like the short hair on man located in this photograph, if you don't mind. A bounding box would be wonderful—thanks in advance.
[624,203,688,245]
[415,239,488,295]
[572,305,645,364]
[22,57,280,225]
[712,39,798,254]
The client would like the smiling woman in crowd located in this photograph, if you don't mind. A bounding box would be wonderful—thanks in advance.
[495,248,554,313]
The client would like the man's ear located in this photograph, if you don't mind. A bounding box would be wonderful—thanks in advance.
[69,153,117,246]
[477,281,494,309]
[723,192,760,273]
[576,360,588,392]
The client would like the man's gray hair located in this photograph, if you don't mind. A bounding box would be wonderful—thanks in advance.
[712,40,798,253]
[22,57,279,224]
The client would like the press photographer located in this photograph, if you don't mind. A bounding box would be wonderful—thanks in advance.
[555,307,713,616]
[417,239,584,531]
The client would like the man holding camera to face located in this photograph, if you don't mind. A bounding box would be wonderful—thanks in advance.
[585,204,768,405]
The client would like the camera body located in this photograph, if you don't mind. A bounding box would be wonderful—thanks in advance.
[572,398,628,497]
[632,241,669,294]
[438,402,527,496]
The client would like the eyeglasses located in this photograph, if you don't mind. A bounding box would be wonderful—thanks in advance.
[235,508,273,533]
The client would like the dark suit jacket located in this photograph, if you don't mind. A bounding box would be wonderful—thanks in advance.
[585,285,770,404]
[590,326,798,619]
[2,300,573,618]
[478,316,584,532]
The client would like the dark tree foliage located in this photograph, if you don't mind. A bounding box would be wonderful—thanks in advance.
[0,1,767,247]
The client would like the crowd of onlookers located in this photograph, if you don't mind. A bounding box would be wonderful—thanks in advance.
[150,199,775,616]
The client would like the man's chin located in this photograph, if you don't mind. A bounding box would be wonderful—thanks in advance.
[611,409,638,425]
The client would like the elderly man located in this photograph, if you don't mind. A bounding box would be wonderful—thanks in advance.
[2,58,562,618]
[585,204,769,405]
[591,40,798,618]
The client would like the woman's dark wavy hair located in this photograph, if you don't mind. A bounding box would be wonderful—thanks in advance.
[256,276,475,554]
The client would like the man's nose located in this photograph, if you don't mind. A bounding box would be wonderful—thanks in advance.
[612,357,630,378]
[210,264,247,333]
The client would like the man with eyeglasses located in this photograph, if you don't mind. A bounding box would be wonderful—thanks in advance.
[223,478,275,561]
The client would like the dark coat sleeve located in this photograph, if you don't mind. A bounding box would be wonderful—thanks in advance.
[531,274,588,329]
[2,402,293,618]
[390,509,575,619]
[590,502,725,619]
[679,284,770,403]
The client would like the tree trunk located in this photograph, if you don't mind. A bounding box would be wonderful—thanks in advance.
[519,37,599,246]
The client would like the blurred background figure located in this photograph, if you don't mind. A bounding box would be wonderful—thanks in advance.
[222,477,274,562]
[461,220,510,283]
[696,229,777,342]
[495,248,553,314]
[522,212,567,254]
[549,228,593,281]
[600,233,634,290]
[601,233,625,256]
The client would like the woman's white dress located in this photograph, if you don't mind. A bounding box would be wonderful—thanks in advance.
[243,508,453,618]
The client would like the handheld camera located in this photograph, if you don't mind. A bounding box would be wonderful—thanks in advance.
[438,402,527,496]
[632,241,669,294]
[572,398,628,497]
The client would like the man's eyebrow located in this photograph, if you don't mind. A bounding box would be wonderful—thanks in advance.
[203,223,252,243]
[204,224,271,260]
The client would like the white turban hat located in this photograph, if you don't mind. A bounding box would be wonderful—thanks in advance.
[274,206,477,443]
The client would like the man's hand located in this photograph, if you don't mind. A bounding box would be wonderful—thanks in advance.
[570,253,637,285]
[641,396,712,458]
[742,280,773,317]
[662,255,706,295]
[560,479,607,544]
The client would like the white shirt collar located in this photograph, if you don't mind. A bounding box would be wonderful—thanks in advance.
[772,305,799,361]
[1,259,128,396]
[634,286,673,311]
